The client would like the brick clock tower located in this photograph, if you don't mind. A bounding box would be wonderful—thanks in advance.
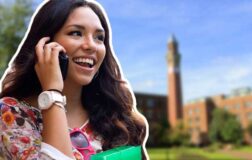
[166,35,183,128]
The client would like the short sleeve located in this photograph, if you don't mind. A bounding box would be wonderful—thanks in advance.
[41,142,75,160]
[0,97,47,159]
[0,97,77,160]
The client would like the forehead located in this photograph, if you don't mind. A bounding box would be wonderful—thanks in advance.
[64,6,103,30]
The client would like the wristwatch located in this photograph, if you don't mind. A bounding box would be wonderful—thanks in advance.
[38,90,66,111]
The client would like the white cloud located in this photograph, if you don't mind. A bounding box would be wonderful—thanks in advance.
[132,78,167,94]
[137,80,155,88]
[183,53,252,102]
[226,67,251,82]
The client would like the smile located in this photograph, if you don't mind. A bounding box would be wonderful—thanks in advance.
[73,57,95,68]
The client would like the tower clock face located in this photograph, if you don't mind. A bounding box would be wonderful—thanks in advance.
[169,67,180,73]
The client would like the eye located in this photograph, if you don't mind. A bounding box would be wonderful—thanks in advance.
[68,31,82,37]
[95,34,105,42]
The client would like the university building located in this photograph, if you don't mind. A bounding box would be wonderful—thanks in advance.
[184,88,252,144]
[135,36,252,145]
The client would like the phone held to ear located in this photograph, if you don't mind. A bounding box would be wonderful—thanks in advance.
[58,52,68,80]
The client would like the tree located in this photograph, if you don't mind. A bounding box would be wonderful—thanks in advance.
[0,0,33,75]
[221,117,243,144]
[247,121,252,137]
[209,108,228,142]
[167,121,190,146]
[147,119,170,147]
[209,108,243,144]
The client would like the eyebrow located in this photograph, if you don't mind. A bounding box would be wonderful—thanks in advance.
[66,24,105,33]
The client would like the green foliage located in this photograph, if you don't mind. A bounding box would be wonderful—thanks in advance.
[247,121,252,137]
[167,121,190,146]
[0,0,33,73]
[148,119,170,146]
[209,108,243,144]
[209,108,228,142]
[168,128,190,146]
[148,122,163,145]
[221,118,243,144]
[147,119,190,147]
[206,142,223,152]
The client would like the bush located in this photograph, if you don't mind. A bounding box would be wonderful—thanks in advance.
[221,118,243,144]
[205,142,222,152]
[209,108,243,145]
[167,121,190,146]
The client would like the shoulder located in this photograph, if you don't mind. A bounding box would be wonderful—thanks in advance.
[0,97,19,106]
[0,97,44,159]
[0,96,40,113]
[0,97,43,131]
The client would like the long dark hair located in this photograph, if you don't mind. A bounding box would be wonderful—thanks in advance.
[0,0,147,159]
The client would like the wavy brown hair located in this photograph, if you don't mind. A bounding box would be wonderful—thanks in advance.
[0,0,147,159]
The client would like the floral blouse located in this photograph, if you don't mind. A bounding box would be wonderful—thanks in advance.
[0,97,102,160]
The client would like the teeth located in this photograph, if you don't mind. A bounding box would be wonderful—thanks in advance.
[74,58,94,65]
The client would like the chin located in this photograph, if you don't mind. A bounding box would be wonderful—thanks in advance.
[66,73,95,87]
[78,76,95,86]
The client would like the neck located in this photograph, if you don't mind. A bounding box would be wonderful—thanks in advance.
[63,80,88,128]
[63,79,83,112]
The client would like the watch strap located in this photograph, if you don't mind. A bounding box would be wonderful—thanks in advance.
[38,90,66,111]
[47,89,63,95]
[50,91,66,106]
[54,102,67,112]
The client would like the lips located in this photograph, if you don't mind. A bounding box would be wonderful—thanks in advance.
[72,57,95,68]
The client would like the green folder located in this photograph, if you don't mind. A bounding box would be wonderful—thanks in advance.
[91,145,142,160]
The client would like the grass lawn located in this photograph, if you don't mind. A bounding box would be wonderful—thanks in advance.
[147,147,243,160]
[235,145,252,152]
[148,148,177,160]
[184,148,239,160]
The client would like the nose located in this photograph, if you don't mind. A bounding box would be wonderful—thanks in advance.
[81,35,97,52]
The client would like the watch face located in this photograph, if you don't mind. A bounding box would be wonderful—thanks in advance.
[38,92,51,109]
[38,91,65,110]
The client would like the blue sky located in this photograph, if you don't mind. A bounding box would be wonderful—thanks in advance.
[34,0,252,102]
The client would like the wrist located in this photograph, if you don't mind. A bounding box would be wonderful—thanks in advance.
[47,89,63,95]
[38,90,66,112]
[42,85,63,93]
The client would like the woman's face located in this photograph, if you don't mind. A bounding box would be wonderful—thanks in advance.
[54,6,106,86]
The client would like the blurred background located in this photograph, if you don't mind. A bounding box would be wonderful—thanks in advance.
[1,0,252,159]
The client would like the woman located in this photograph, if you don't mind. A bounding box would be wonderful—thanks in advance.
[0,0,148,159]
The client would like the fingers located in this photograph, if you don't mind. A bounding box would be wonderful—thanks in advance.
[34,37,67,91]
[35,37,66,63]
[35,37,50,62]
[44,42,66,62]
[51,45,66,61]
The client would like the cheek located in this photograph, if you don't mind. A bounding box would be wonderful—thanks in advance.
[99,48,106,64]
[64,45,75,56]
[55,39,76,56]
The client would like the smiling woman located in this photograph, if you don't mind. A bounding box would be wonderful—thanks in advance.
[0,0,148,160]
[53,6,106,87]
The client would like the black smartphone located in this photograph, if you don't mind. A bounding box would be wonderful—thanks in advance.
[58,52,68,80]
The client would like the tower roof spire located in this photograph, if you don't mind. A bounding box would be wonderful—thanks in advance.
[168,34,177,44]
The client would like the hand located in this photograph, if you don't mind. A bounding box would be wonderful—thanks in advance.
[35,37,66,91]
